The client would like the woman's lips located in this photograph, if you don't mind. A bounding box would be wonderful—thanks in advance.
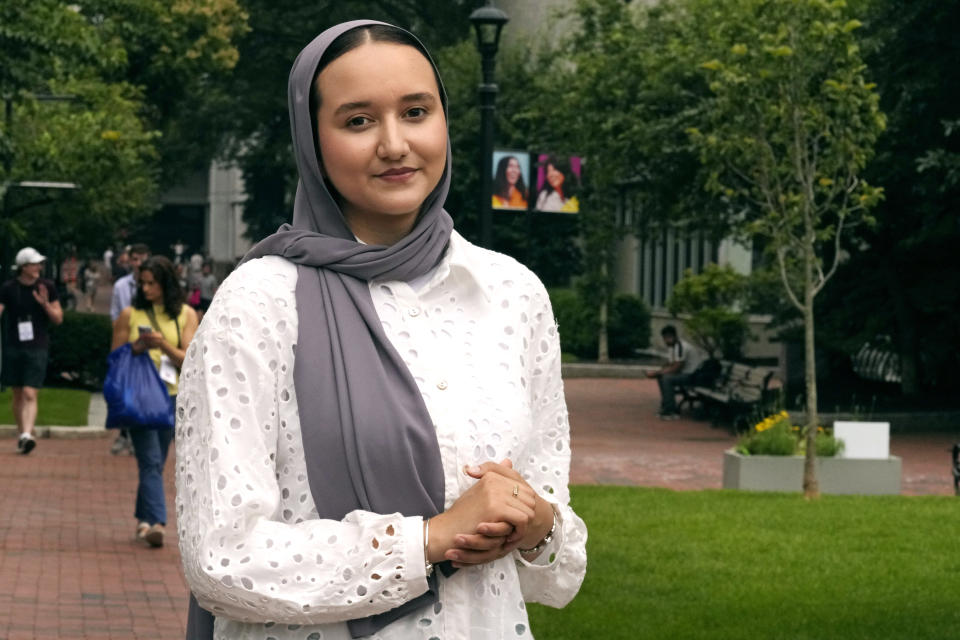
[376,167,417,182]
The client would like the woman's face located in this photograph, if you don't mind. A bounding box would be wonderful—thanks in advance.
[314,41,447,236]
[139,269,163,303]
[506,157,521,186]
[546,163,565,190]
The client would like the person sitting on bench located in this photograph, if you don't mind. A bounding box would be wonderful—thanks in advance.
[646,325,704,420]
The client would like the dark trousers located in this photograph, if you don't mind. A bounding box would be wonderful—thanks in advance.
[129,427,174,525]
[658,372,693,414]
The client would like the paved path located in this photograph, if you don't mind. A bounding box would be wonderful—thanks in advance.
[1,378,955,639]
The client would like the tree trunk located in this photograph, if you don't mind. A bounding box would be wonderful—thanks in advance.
[597,297,609,363]
[597,259,610,363]
[802,240,820,499]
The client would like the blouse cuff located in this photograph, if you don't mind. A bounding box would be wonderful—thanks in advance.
[513,501,564,568]
[403,515,429,591]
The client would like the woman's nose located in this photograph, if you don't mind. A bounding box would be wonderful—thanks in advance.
[377,119,409,160]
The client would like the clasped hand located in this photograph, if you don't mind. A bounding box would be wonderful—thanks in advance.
[428,458,553,568]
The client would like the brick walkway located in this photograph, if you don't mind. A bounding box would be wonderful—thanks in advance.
[1,378,955,639]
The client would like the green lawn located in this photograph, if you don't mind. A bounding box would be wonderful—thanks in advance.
[529,486,959,639]
[0,387,91,426]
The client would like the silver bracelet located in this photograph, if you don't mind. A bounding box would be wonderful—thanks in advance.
[423,518,434,577]
[518,503,558,555]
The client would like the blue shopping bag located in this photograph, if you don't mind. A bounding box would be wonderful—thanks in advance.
[103,343,174,429]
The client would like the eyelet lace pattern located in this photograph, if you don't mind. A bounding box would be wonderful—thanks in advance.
[176,232,587,640]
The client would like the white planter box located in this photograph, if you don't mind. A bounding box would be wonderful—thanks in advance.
[722,450,902,495]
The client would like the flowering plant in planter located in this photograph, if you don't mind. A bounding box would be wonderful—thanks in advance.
[735,411,844,457]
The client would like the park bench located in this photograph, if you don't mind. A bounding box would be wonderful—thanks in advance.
[679,360,776,430]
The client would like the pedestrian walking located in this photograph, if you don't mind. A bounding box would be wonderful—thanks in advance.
[111,256,198,547]
[0,247,64,454]
[109,243,151,455]
[176,20,586,640]
[59,250,82,310]
[82,258,100,311]
[195,261,218,319]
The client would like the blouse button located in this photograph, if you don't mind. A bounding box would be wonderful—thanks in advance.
[436,380,448,390]
[408,308,421,317]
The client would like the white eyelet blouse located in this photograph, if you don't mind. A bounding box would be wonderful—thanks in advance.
[175,231,588,640]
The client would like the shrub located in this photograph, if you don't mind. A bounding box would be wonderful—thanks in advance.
[548,288,598,359]
[667,263,751,359]
[608,294,651,358]
[46,311,113,389]
[736,411,844,457]
[548,289,651,359]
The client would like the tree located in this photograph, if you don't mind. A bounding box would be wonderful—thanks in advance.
[78,0,250,187]
[813,0,960,399]
[667,264,751,359]
[685,0,885,498]
[516,0,731,361]
[0,0,249,262]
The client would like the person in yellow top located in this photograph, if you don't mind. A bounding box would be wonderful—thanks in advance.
[111,255,198,547]
[491,155,529,210]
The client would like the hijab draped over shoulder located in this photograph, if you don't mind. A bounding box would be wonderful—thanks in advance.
[186,19,455,640]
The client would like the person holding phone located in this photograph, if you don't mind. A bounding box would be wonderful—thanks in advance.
[112,256,198,547]
[176,20,587,640]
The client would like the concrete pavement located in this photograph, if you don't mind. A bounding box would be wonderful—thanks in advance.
[0,377,956,639]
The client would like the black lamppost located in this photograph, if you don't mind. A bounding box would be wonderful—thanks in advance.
[469,0,508,250]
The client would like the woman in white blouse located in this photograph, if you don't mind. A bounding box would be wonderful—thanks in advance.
[176,20,587,640]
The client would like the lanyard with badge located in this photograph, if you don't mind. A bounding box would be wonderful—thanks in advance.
[145,307,181,385]
[14,282,35,342]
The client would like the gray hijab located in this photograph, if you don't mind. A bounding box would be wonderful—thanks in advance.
[186,19,454,639]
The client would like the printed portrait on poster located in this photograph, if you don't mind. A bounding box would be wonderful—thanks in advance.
[534,154,582,214]
[491,150,531,211]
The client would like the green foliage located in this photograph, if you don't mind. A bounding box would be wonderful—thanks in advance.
[685,0,885,302]
[548,289,599,360]
[46,311,113,389]
[813,0,960,397]
[682,0,885,452]
[608,293,652,358]
[0,0,249,260]
[549,288,650,359]
[529,486,960,639]
[667,264,751,358]
[434,40,583,286]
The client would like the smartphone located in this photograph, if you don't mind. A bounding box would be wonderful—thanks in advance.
[138,325,153,334]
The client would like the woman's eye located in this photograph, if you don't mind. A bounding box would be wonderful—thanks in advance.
[405,107,427,119]
[346,116,371,128]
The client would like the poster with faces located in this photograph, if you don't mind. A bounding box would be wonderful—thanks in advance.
[491,150,531,212]
[533,153,583,214]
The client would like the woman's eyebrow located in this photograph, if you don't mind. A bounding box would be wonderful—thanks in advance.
[333,92,437,116]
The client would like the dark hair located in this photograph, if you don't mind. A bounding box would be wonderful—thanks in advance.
[134,256,186,319]
[129,243,151,257]
[310,25,445,142]
[661,325,678,338]
[493,155,528,203]
[538,155,580,198]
